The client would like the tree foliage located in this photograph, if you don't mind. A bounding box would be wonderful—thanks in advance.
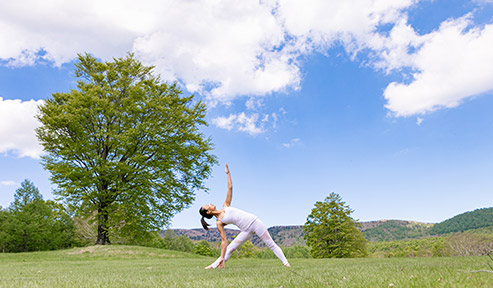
[36,53,217,244]
[10,179,43,211]
[0,180,75,252]
[303,192,367,258]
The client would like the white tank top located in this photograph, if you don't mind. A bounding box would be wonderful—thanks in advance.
[219,206,257,231]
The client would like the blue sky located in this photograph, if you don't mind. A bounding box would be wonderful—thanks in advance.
[1,0,492,229]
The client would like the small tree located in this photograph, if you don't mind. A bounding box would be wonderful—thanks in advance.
[303,192,367,258]
[10,179,42,211]
[235,240,257,258]
[4,180,75,252]
[169,235,195,253]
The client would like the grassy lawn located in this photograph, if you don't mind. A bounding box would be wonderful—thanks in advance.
[0,245,491,287]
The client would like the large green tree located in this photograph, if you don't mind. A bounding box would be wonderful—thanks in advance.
[36,53,217,245]
[303,192,367,258]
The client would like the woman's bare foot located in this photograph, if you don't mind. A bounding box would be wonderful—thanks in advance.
[284,263,291,267]
[204,265,214,270]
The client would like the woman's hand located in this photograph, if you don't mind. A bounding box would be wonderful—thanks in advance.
[225,163,230,174]
[218,257,225,268]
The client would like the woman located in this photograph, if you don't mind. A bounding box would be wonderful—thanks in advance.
[199,164,290,269]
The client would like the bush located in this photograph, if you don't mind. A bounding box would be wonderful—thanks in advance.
[447,232,493,256]
[283,245,311,258]
[367,237,453,258]
[194,240,214,256]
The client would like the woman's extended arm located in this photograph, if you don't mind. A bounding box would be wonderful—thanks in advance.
[223,164,232,208]
[216,221,228,268]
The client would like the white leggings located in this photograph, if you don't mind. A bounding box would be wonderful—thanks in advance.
[209,219,289,268]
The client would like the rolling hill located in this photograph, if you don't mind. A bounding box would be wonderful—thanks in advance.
[429,207,493,235]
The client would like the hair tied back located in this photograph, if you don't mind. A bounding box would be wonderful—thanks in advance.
[199,207,212,230]
[201,216,210,230]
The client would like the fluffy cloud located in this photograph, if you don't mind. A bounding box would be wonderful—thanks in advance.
[276,0,416,50]
[0,97,44,158]
[132,0,301,102]
[212,113,266,135]
[0,0,143,66]
[383,16,493,116]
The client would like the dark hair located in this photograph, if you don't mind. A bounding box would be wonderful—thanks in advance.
[199,207,212,230]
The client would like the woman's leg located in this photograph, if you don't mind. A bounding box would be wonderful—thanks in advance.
[251,219,290,266]
[207,231,253,268]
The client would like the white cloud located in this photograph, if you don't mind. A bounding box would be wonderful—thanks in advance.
[236,113,265,135]
[211,114,237,131]
[245,98,264,110]
[0,97,44,158]
[212,112,265,135]
[383,15,493,116]
[0,0,143,66]
[276,0,416,52]
[282,138,300,148]
[133,0,301,103]
[366,18,422,72]
[0,180,17,186]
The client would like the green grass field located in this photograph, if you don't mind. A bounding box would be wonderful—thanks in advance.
[0,246,491,287]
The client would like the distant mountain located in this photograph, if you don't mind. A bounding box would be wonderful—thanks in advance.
[360,220,432,242]
[429,207,493,235]
[266,226,305,247]
[165,207,493,246]
[165,228,242,243]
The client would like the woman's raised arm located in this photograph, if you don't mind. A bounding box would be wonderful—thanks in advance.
[223,164,232,207]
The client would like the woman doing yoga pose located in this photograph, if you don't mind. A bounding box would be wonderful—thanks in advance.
[199,164,290,269]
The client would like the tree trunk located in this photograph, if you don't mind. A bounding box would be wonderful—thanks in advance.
[96,207,110,245]
[23,230,28,252]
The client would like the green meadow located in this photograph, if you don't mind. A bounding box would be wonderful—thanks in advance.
[0,246,492,287]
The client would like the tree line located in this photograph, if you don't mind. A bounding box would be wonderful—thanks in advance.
[2,179,491,258]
